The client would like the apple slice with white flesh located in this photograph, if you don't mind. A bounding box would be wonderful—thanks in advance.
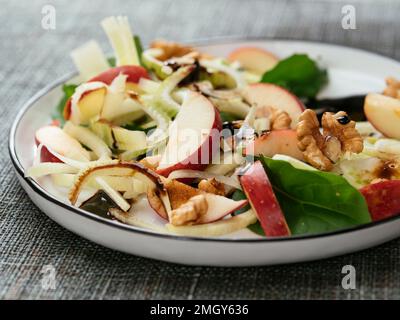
[364,93,400,139]
[156,92,222,177]
[228,47,279,75]
[245,129,304,160]
[35,125,90,162]
[89,65,150,90]
[148,178,248,224]
[242,83,305,128]
[66,84,107,125]
[64,66,149,122]
[240,161,291,237]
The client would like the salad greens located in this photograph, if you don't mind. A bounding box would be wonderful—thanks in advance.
[258,157,371,235]
[52,84,77,126]
[261,54,328,99]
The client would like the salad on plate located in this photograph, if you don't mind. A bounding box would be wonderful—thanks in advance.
[26,16,400,238]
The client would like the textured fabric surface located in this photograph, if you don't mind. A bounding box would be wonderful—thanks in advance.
[1,0,400,300]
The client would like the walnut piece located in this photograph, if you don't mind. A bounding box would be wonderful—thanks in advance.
[255,106,291,130]
[383,77,400,99]
[150,40,194,61]
[321,111,363,154]
[297,110,333,170]
[270,108,292,130]
[169,195,208,226]
[198,178,225,196]
[296,109,363,171]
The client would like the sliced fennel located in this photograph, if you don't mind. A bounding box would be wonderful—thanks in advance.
[151,65,195,117]
[26,163,79,178]
[142,48,172,79]
[95,177,131,211]
[112,127,147,151]
[272,154,317,171]
[375,139,400,156]
[339,157,383,188]
[109,208,168,233]
[70,40,109,82]
[166,209,257,237]
[89,120,114,148]
[209,97,249,118]
[138,77,160,94]
[101,16,140,66]
[52,174,146,199]
[200,58,246,89]
[207,152,244,175]
[63,122,112,160]
[356,121,381,137]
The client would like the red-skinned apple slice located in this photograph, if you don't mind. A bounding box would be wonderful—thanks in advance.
[242,83,305,128]
[89,65,150,91]
[240,160,291,237]
[35,125,90,162]
[245,129,304,160]
[364,93,400,139]
[148,178,248,223]
[360,180,400,221]
[64,66,150,121]
[228,47,279,75]
[156,92,222,177]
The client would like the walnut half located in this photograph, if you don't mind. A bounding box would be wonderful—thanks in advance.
[296,109,363,171]
[198,178,225,196]
[169,194,208,226]
[383,77,400,99]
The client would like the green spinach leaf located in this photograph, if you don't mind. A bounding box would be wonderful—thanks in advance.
[133,35,144,67]
[260,157,371,235]
[260,54,328,99]
[231,190,264,235]
[52,84,77,126]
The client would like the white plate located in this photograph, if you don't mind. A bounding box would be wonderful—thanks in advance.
[9,39,400,266]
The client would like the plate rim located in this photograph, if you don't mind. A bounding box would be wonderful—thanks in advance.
[9,38,400,243]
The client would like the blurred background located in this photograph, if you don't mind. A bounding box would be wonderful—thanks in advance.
[1,0,400,299]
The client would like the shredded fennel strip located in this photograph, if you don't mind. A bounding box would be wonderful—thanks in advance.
[70,40,110,82]
[95,177,131,211]
[166,209,257,237]
[109,208,168,234]
[101,16,140,66]
[26,163,79,178]
[200,58,246,89]
[63,122,112,160]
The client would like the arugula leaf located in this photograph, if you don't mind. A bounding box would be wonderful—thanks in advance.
[107,57,116,67]
[231,190,264,236]
[122,122,155,134]
[260,54,328,99]
[219,111,241,123]
[52,84,77,126]
[231,190,250,214]
[260,157,371,235]
[133,35,144,67]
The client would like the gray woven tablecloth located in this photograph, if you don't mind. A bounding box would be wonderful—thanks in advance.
[1,0,400,300]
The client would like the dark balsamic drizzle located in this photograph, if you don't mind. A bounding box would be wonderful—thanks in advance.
[79,190,118,220]
[306,94,366,121]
